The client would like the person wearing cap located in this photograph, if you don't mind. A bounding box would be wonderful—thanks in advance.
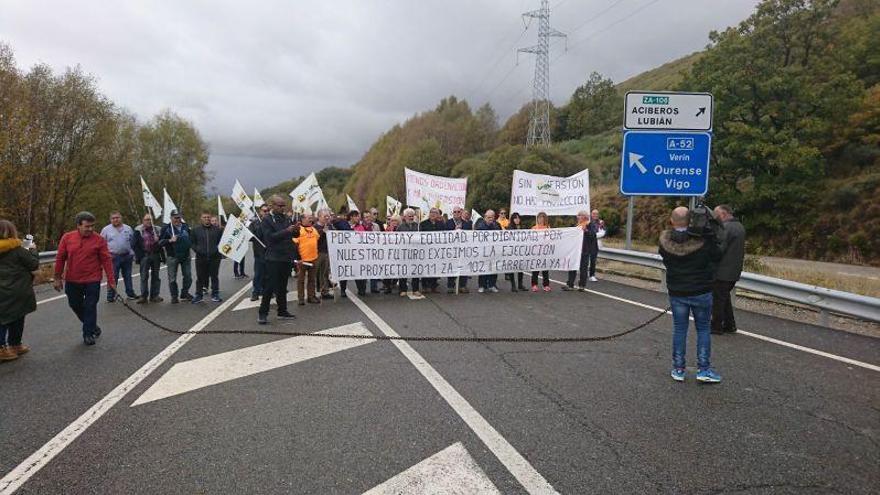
[158,210,193,304]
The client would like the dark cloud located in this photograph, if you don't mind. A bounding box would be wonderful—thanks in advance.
[2,0,760,192]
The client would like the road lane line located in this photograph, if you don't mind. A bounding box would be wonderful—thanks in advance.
[548,277,880,373]
[0,283,252,494]
[348,291,559,495]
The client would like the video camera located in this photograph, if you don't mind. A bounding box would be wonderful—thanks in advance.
[688,201,721,239]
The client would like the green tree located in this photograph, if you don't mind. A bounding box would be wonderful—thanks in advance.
[562,72,622,139]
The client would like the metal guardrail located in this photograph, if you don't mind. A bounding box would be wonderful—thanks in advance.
[598,247,880,325]
[39,250,57,264]
[38,247,880,324]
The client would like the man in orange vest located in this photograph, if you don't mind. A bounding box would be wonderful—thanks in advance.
[295,212,321,305]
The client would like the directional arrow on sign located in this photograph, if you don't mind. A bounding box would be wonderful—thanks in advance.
[628,152,647,174]
[131,322,376,406]
[363,442,500,495]
[695,107,706,117]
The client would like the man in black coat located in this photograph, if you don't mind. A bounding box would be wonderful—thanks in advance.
[249,205,269,301]
[258,195,300,324]
[659,207,723,384]
[190,211,223,303]
[445,206,472,293]
[419,207,447,293]
[712,205,746,334]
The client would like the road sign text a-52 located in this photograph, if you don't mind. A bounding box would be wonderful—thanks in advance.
[620,131,712,196]
[624,91,713,132]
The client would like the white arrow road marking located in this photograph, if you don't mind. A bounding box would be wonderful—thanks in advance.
[131,322,375,406]
[233,291,298,311]
[348,291,559,494]
[363,442,500,495]
[628,152,647,174]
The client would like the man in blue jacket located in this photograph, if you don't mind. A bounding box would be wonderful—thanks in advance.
[158,211,193,304]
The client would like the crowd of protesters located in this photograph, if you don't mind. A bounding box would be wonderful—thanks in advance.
[0,198,744,388]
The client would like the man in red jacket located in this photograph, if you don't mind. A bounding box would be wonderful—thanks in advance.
[54,211,115,345]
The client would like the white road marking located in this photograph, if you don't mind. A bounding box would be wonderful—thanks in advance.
[0,283,253,495]
[232,291,298,311]
[363,442,500,495]
[131,322,375,406]
[548,277,880,373]
[348,291,559,495]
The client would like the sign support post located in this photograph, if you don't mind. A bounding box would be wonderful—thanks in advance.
[625,196,634,250]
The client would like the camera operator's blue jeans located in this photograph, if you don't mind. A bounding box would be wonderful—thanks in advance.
[670,292,713,370]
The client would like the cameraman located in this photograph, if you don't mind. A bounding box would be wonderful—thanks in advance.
[712,205,745,334]
[658,206,722,383]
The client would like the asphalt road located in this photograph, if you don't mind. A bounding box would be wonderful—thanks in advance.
[1,259,878,494]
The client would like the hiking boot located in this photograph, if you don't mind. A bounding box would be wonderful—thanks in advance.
[0,347,19,361]
[136,296,148,304]
[150,296,164,303]
[9,344,29,355]
[171,297,179,304]
[277,312,297,320]
[83,335,96,346]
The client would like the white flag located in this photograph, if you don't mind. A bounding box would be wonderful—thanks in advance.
[232,180,255,219]
[471,209,482,227]
[218,215,253,263]
[289,173,327,214]
[140,177,163,220]
[253,188,265,208]
[162,188,178,224]
[346,194,360,214]
[386,196,402,218]
[217,195,227,222]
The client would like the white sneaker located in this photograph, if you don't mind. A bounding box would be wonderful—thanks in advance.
[489,287,499,293]
[589,276,598,282]
[478,287,485,293]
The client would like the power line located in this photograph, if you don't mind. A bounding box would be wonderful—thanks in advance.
[563,0,627,39]
[554,0,660,64]
[469,25,531,99]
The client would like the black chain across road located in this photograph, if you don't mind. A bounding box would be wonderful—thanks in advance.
[116,295,670,343]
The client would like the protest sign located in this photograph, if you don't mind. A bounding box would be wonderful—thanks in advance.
[289,173,327,214]
[218,215,253,263]
[510,169,590,216]
[327,227,582,281]
[404,168,467,214]
[140,177,162,220]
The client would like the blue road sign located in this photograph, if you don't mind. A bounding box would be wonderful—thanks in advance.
[619,131,712,196]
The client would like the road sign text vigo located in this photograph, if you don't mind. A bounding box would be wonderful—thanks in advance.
[620,131,712,196]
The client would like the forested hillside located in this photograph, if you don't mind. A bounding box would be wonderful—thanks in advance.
[271,0,879,264]
[0,44,209,248]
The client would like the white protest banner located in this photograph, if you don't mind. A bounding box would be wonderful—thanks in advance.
[510,169,590,216]
[327,227,582,281]
[232,180,255,219]
[289,173,327,214]
[140,177,163,220]
[162,188,178,224]
[346,194,360,214]
[253,188,265,208]
[217,195,227,223]
[386,196,402,218]
[218,215,253,263]
[404,168,467,214]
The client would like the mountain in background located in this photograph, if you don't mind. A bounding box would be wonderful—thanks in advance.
[261,0,880,265]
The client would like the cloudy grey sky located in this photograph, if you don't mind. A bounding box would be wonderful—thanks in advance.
[2,0,760,193]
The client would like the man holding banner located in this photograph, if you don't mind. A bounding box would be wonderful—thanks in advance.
[445,206,472,293]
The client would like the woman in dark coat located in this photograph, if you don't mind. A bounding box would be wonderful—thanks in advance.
[0,219,39,361]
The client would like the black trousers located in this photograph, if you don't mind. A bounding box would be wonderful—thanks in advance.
[195,256,221,296]
[260,260,292,316]
[1,316,25,346]
[712,280,737,332]
[531,271,550,287]
[399,278,420,292]
[567,248,598,287]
